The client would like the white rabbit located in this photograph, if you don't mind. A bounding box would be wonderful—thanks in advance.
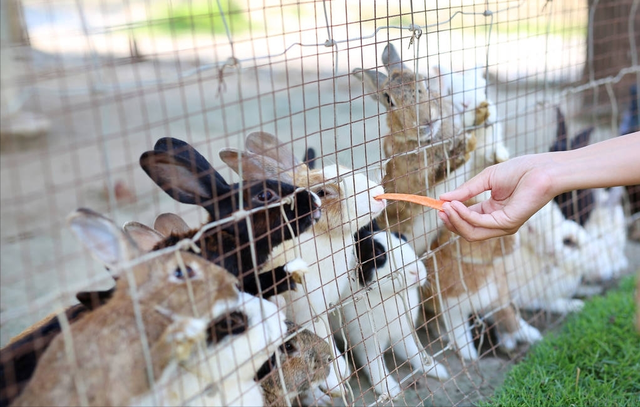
[429,64,510,164]
[503,201,588,314]
[219,133,387,404]
[338,224,449,398]
[583,187,629,281]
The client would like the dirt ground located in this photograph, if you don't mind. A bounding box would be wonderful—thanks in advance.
[1,43,639,407]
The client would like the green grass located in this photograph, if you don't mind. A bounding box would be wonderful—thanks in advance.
[481,274,640,406]
[132,0,249,36]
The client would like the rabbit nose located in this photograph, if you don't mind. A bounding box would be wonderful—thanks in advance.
[310,191,322,208]
[418,124,433,139]
[408,270,418,284]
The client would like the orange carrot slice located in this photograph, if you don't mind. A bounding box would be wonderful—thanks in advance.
[374,193,447,211]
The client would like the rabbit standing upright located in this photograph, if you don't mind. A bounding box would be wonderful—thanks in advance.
[12,208,285,406]
[219,132,387,403]
[338,221,449,398]
[136,137,322,299]
[353,43,478,256]
[424,228,542,360]
[428,64,510,167]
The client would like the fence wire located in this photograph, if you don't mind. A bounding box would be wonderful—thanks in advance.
[0,0,639,406]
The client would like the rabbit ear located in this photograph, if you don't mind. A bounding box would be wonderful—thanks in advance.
[352,68,395,109]
[244,131,302,171]
[219,148,296,185]
[555,107,568,145]
[571,127,593,150]
[123,221,166,252]
[153,213,191,237]
[303,147,318,170]
[139,150,230,207]
[606,186,625,206]
[76,288,116,310]
[382,43,409,73]
[67,208,139,267]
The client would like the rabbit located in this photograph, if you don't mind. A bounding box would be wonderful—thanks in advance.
[137,137,322,299]
[423,228,542,361]
[132,292,287,407]
[583,187,629,282]
[1,287,117,405]
[338,221,449,398]
[353,43,488,256]
[12,208,278,406]
[502,201,588,314]
[550,107,596,226]
[428,64,510,165]
[257,320,333,406]
[219,131,387,403]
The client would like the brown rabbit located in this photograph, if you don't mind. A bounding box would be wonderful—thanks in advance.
[11,208,250,406]
[0,214,193,406]
[257,321,333,407]
[353,43,476,256]
[423,227,541,360]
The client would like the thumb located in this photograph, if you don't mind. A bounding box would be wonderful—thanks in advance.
[439,167,492,202]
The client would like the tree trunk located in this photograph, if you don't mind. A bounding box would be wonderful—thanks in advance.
[582,0,640,115]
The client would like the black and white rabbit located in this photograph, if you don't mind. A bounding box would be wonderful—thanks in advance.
[136,137,322,299]
[339,221,449,398]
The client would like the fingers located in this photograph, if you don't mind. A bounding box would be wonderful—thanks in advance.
[439,201,515,241]
[439,167,493,202]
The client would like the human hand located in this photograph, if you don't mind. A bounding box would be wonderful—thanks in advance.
[437,154,558,241]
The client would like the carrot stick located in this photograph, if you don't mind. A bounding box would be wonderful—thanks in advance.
[374,193,447,211]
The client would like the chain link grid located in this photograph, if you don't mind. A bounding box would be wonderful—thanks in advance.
[1,0,638,406]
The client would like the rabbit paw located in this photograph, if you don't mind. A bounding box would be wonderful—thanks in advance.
[284,258,309,285]
[474,101,491,126]
[495,144,510,163]
[164,317,208,362]
[424,360,450,380]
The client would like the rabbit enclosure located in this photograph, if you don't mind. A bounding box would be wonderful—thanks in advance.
[1,0,639,406]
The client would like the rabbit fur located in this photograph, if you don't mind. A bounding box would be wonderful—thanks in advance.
[503,201,588,314]
[12,208,257,406]
[550,107,596,226]
[583,187,629,282]
[138,137,322,299]
[339,222,448,398]
[354,43,512,256]
[257,320,333,406]
[219,131,387,402]
[423,228,541,360]
[428,64,510,165]
[131,293,287,407]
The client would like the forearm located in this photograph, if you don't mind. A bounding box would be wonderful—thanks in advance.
[546,132,640,196]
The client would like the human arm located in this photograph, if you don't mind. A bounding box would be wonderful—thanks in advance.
[437,132,640,241]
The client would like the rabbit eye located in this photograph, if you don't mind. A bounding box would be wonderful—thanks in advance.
[384,93,394,107]
[280,341,296,354]
[174,266,195,279]
[316,189,326,198]
[562,237,578,248]
[256,189,276,203]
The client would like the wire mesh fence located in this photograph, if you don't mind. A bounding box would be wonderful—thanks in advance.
[0,0,638,406]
